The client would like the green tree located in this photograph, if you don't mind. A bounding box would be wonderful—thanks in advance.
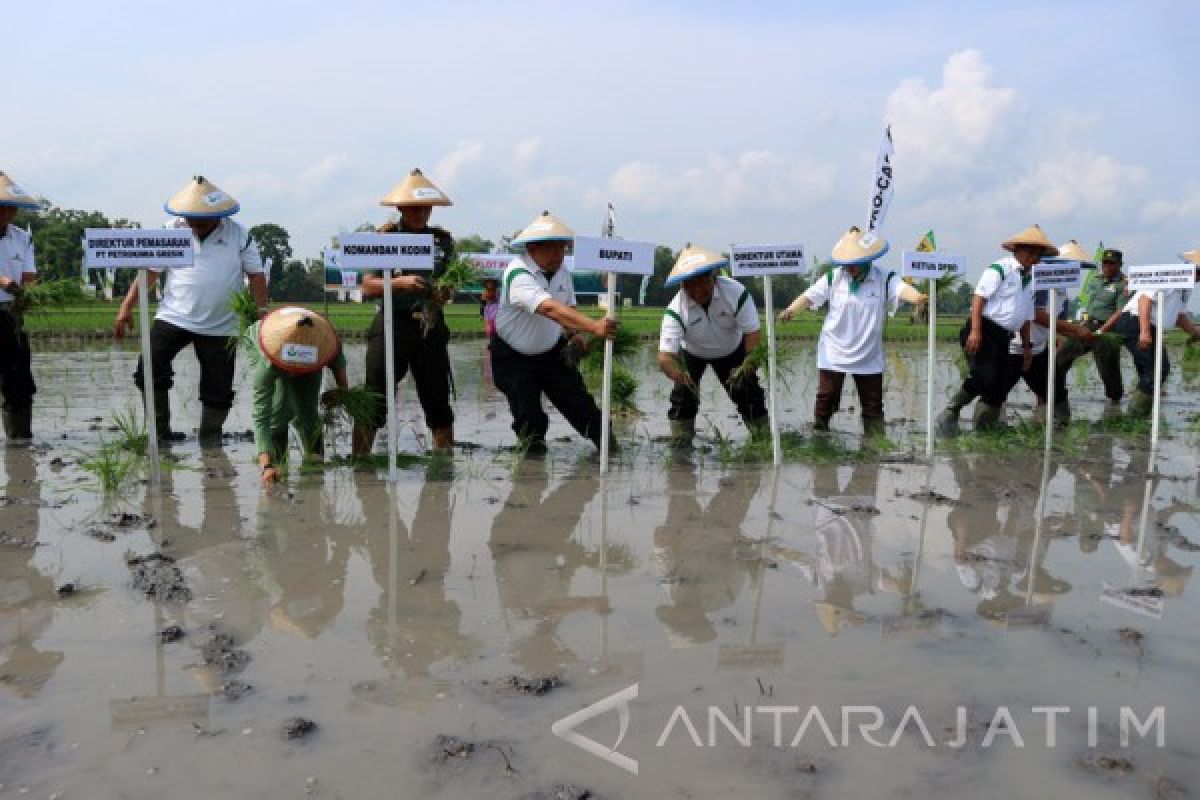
[455,234,494,253]
[13,207,139,284]
[249,223,293,297]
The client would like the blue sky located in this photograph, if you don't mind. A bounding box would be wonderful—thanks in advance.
[7,1,1199,277]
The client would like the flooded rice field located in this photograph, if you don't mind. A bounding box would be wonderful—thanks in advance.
[2,340,1198,799]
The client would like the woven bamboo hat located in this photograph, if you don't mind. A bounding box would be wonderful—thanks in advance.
[1057,240,1093,264]
[258,307,339,375]
[1002,224,1058,257]
[1181,249,1200,266]
[164,175,240,218]
[379,168,452,207]
[0,172,40,209]
[831,226,889,266]
[664,243,727,287]
[511,210,574,247]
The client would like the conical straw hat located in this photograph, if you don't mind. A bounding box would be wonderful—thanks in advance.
[379,168,452,207]
[511,210,574,246]
[164,175,240,218]
[257,307,340,375]
[1181,249,1200,266]
[830,226,889,266]
[1002,224,1058,257]
[0,171,41,209]
[664,243,727,287]
[1057,240,1092,264]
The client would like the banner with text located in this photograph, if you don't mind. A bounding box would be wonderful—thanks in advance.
[1033,260,1083,290]
[335,232,435,271]
[730,244,807,277]
[901,251,965,280]
[84,228,194,269]
[1127,263,1197,292]
[865,125,894,238]
[572,236,655,276]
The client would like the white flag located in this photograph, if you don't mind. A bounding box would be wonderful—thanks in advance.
[602,202,616,238]
[864,125,895,242]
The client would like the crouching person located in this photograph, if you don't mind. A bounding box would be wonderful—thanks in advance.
[491,211,617,454]
[657,244,767,442]
[251,308,348,487]
[780,227,924,435]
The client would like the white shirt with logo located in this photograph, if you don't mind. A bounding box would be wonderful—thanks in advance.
[802,265,901,374]
[975,256,1035,333]
[151,218,264,336]
[658,276,759,359]
[496,255,576,355]
[1009,290,1067,355]
[1122,288,1193,332]
[0,225,36,303]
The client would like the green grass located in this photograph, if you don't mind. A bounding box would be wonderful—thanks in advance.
[80,444,139,494]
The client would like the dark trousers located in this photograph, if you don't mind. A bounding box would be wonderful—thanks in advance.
[958,317,1016,406]
[666,345,768,424]
[815,370,884,421]
[363,312,454,430]
[1113,313,1168,394]
[0,310,35,412]
[132,320,237,410]
[490,336,602,445]
[1001,349,1062,404]
[1054,319,1123,403]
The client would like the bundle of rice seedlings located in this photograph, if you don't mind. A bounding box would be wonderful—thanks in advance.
[728,340,793,388]
[435,255,482,294]
[226,288,261,352]
[660,353,697,392]
[10,279,88,315]
[81,444,139,494]
[321,385,383,429]
[610,362,638,411]
[581,325,640,371]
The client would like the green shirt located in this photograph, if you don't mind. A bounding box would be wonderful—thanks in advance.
[1083,273,1127,321]
[247,320,347,458]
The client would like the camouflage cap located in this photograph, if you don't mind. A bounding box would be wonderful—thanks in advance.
[1101,248,1123,263]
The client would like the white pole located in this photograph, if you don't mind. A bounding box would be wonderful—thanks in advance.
[1149,289,1164,456]
[1044,287,1057,451]
[925,277,937,458]
[1025,434,1054,606]
[762,275,781,466]
[599,272,615,475]
[382,268,398,484]
[137,270,161,488]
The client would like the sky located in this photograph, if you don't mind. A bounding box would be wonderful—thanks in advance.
[6,0,1200,279]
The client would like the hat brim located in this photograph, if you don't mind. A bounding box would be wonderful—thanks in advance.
[379,198,453,208]
[1002,241,1059,258]
[511,234,573,247]
[0,198,41,210]
[664,261,726,288]
[164,202,240,219]
[257,324,339,376]
[831,241,890,267]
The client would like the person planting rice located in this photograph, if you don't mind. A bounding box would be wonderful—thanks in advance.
[935,224,1049,435]
[1098,248,1200,416]
[491,211,617,455]
[1054,245,1127,415]
[250,307,349,487]
[0,172,40,444]
[657,243,767,442]
[114,176,268,446]
[353,169,456,456]
[779,226,925,435]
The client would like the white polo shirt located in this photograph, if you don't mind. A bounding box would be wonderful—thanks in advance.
[659,276,759,359]
[802,265,901,374]
[151,218,264,336]
[1008,290,1067,355]
[0,225,35,303]
[1122,288,1194,332]
[976,256,1035,333]
[496,255,576,355]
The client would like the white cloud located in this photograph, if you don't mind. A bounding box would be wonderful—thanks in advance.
[988,151,1147,220]
[433,140,484,187]
[512,137,543,171]
[886,49,1021,183]
[224,152,350,199]
[1141,188,1200,225]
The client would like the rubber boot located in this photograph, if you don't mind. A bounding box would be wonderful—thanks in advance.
[2,408,33,443]
[198,405,229,448]
[1031,403,1048,428]
[935,389,973,437]
[813,416,831,432]
[1127,389,1154,418]
[1052,402,1071,429]
[352,424,377,459]
[862,415,886,438]
[669,418,696,445]
[1102,398,1122,419]
[152,389,176,444]
[431,426,454,452]
[973,402,1006,432]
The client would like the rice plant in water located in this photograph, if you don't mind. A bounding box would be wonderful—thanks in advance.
[321,385,383,429]
[111,407,149,456]
[81,444,139,494]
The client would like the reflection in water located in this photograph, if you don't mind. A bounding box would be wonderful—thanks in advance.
[0,449,62,698]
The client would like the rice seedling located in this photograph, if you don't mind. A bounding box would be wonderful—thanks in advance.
[111,407,149,456]
[321,385,383,429]
[434,255,483,294]
[728,340,794,389]
[226,288,261,352]
[80,444,139,494]
[1183,337,1200,363]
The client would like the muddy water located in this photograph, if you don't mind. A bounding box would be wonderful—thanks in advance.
[1,341,1198,799]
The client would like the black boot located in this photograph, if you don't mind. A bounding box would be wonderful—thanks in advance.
[198,405,230,448]
[2,408,33,443]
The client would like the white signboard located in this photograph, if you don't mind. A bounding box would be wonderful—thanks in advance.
[572,236,655,276]
[465,253,516,275]
[84,228,193,269]
[901,251,966,280]
[730,244,807,277]
[1127,263,1196,292]
[1033,260,1083,290]
[335,232,435,271]
[341,270,358,288]
[323,247,340,270]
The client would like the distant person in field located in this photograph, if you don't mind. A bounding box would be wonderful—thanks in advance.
[1098,248,1200,416]
[0,172,40,444]
[480,277,499,337]
[354,168,457,456]
[1055,245,1127,415]
[780,227,925,436]
[935,224,1050,435]
[114,176,267,446]
[491,211,617,454]
[656,243,767,443]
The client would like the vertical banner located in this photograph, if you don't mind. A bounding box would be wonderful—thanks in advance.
[864,125,895,241]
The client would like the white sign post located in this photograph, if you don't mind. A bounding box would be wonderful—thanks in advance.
[573,235,655,475]
[1033,260,1082,451]
[1127,263,1197,456]
[336,232,435,483]
[901,251,965,457]
[731,244,808,466]
[85,229,196,487]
